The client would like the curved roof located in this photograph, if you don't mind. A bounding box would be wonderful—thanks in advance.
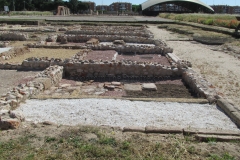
[141,0,214,12]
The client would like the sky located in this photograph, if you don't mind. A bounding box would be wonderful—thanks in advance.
[64,0,240,6]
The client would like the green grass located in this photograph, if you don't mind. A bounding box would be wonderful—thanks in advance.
[159,13,240,29]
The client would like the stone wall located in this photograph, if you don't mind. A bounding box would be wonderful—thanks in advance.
[0,32,28,41]
[27,41,172,55]
[59,34,155,44]
[65,30,153,38]
[64,61,179,80]
[181,68,218,103]
[0,65,63,130]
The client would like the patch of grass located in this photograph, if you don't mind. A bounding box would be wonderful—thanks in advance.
[208,152,235,160]
[99,137,117,146]
[0,126,238,160]
[206,137,217,143]
[45,137,57,143]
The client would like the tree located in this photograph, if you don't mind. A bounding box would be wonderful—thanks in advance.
[77,2,89,13]
[132,4,142,12]
[69,0,78,14]
[0,0,10,11]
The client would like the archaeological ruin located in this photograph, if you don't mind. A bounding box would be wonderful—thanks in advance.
[0,21,239,135]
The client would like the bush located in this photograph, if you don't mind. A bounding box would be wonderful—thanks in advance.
[203,19,214,25]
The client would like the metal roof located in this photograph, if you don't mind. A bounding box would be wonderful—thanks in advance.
[141,0,214,12]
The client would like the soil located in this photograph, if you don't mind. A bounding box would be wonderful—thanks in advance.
[85,50,116,61]
[117,54,170,65]
[6,48,79,63]
[0,70,40,95]
[124,84,196,98]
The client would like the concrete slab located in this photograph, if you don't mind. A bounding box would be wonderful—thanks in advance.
[142,83,157,91]
[124,84,142,91]
[16,99,240,131]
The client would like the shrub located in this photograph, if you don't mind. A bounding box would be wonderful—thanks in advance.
[203,19,214,25]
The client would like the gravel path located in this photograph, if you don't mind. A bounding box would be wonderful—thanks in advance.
[16,99,239,131]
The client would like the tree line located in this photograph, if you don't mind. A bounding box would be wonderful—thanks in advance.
[0,0,89,13]
[0,0,141,13]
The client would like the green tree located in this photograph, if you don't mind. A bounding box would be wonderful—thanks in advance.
[0,0,10,11]
[77,2,89,13]
[69,0,78,14]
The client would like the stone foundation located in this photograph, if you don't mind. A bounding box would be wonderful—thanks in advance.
[0,32,28,41]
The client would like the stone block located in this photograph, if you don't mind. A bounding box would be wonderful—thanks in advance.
[124,84,142,91]
[33,78,52,90]
[145,126,183,134]
[9,111,25,122]
[195,134,240,142]
[142,83,157,91]
[217,99,238,116]
[0,119,20,130]
[123,126,145,132]
[183,128,240,136]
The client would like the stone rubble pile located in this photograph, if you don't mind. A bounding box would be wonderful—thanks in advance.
[0,46,30,61]
[0,65,63,129]
[0,41,10,47]
[0,31,28,41]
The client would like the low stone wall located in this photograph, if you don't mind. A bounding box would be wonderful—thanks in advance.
[0,65,63,130]
[80,25,145,31]
[26,42,172,55]
[65,30,153,38]
[64,62,179,79]
[60,34,155,44]
[0,32,28,41]
[0,46,30,61]
[0,28,56,32]
[181,68,218,103]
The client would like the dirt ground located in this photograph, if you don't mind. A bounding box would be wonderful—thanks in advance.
[148,25,240,110]
[0,70,39,95]
[125,84,196,98]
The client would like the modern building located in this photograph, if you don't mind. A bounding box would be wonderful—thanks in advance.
[141,0,214,16]
[109,2,132,12]
[211,5,240,14]
[96,5,109,11]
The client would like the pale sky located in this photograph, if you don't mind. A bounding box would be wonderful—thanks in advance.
[64,0,240,6]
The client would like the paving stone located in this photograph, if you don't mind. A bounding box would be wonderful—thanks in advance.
[145,126,182,134]
[142,83,157,91]
[124,84,142,91]
[111,81,121,86]
[59,84,71,88]
[195,134,240,142]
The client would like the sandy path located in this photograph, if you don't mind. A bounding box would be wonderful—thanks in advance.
[16,99,239,131]
[148,25,240,109]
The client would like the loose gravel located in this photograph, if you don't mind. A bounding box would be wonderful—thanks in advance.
[16,99,239,131]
